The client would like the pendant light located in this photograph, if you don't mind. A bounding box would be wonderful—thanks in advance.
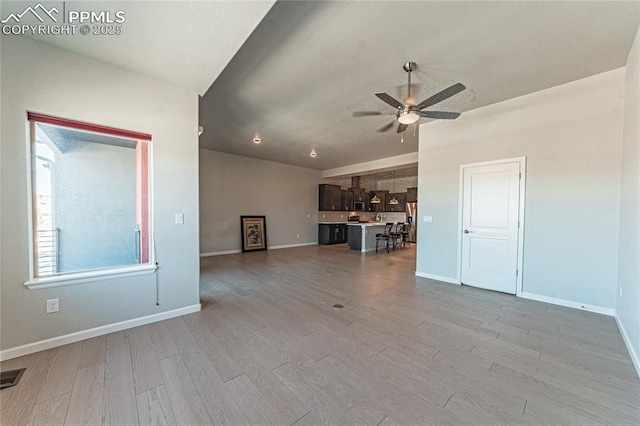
[389,171,399,205]
[370,171,381,204]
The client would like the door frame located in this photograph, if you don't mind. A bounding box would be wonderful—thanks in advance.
[456,156,527,295]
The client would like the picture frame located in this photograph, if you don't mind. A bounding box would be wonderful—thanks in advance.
[240,216,268,252]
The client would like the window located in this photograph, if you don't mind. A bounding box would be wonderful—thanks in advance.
[27,113,153,286]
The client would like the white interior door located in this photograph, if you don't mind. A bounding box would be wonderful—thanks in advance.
[461,161,521,294]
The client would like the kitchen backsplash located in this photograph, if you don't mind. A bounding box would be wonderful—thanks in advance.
[318,211,407,223]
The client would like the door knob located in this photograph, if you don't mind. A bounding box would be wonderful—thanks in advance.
[464,229,473,234]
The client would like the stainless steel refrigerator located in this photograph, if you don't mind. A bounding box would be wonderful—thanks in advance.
[406,202,417,243]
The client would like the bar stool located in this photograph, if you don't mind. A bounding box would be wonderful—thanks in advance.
[401,222,412,248]
[375,223,394,253]
[391,222,405,250]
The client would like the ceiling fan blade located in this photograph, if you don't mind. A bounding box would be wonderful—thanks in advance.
[420,111,461,120]
[396,123,408,133]
[416,83,466,110]
[377,121,395,132]
[352,111,384,117]
[375,93,404,109]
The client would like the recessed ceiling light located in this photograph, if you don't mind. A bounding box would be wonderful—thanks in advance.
[253,137,261,144]
[310,149,317,157]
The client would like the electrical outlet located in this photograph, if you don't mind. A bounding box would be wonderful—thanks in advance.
[296,234,300,239]
[46,298,59,314]
[175,213,184,224]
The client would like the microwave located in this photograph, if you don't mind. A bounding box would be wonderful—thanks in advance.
[354,201,366,211]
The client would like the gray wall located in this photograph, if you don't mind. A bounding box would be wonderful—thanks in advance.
[616,27,640,370]
[53,140,137,272]
[1,36,200,353]
[199,149,322,254]
[416,68,625,310]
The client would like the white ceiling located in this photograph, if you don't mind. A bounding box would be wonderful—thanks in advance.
[0,1,276,95]
[3,1,638,172]
[199,1,639,170]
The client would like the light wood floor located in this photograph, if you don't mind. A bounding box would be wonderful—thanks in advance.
[2,245,639,425]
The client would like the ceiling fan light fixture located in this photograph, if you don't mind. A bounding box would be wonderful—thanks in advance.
[397,109,420,125]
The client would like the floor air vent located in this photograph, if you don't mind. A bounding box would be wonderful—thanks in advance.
[1,368,26,389]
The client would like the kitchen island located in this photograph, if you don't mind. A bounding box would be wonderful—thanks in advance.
[347,223,387,252]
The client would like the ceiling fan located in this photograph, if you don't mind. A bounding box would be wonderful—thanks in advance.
[353,62,466,133]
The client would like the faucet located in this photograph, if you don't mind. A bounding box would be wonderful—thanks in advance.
[375,213,382,222]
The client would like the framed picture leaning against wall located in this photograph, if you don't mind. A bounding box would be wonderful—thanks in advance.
[240,216,267,252]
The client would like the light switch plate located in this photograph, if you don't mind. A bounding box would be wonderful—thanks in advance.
[423,216,433,223]
[175,213,184,224]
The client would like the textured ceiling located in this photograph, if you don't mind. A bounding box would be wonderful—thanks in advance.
[199,1,640,171]
[3,1,638,173]
[0,0,275,95]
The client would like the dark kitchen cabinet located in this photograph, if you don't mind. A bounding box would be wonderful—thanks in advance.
[351,188,368,211]
[318,223,348,245]
[352,188,366,202]
[319,184,342,211]
[387,192,407,212]
[341,190,354,211]
[407,187,418,203]
[368,191,389,213]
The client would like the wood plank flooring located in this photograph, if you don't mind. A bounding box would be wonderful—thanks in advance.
[2,244,639,425]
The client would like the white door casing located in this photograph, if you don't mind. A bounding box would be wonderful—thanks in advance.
[460,159,524,294]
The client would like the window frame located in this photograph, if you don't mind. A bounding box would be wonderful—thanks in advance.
[24,112,156,290]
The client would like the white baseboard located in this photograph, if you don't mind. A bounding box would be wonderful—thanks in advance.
[200,243,318,257]
[269,242,318,250]
[200,250,241,257]
[415,271,461,285]
[614,313,640,378]
[0,303,201,361]
[519,292,615,316]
